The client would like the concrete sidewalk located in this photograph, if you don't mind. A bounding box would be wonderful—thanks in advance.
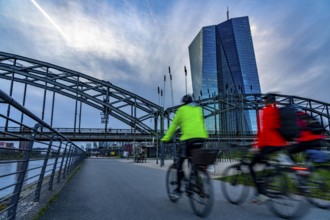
[118,158,237,178]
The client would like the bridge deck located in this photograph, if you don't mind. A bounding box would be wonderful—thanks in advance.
[36,158,327,220]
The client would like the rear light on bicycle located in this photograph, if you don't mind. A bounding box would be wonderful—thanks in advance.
[291,166,310,176]
[291,166,307,171]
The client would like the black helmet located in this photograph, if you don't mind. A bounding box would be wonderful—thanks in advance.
[182,94,193,104]
[262,93,276,103]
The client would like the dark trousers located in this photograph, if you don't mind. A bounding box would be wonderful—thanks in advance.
[176,138,205,189]
[288,139,323,162]
[248,146,283,194]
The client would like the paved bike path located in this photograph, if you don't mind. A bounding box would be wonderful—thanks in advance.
[38,158,329,220]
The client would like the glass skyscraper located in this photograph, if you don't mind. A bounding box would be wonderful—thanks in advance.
[189,16,261,134]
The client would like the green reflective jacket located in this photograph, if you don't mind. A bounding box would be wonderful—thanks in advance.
[161,103,208,141]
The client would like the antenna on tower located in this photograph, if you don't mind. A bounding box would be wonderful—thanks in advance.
[227,6,229,20]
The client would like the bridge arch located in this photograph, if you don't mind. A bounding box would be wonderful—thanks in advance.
[0,51,162,135]
[1,51,330,140]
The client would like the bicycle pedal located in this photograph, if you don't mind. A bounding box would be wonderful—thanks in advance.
[199,192,208,198]
[256,179,266,184]
[296,170,310,176]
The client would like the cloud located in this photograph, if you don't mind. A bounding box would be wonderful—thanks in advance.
[0,0,237,105]
[1,0,330,107]
[249,1,330,102]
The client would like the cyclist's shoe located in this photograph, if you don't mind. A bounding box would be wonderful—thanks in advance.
[171,188,183,198]
[296,170,310,176]
[185,185,193,195]
[250,194,270,205]
[277,153,294,165]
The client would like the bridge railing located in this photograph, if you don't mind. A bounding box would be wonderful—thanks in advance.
[0,127,151,134]
[0,89,87,220]
[162,138,254,163]
[162,137,330,163]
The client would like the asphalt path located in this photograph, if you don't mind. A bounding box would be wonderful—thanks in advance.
[39,158,329,220]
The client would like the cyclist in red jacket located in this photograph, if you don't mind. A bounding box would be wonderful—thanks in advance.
[249,93,288,204]
[288,111,326,162]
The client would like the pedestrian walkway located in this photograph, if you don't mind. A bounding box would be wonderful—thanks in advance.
[38,158,328,220]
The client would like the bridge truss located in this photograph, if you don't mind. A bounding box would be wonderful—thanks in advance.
[0,51,162,136]
[1,51,330,141]
[165,94,330,135]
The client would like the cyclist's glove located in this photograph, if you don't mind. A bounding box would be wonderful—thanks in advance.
[161,137,170,142]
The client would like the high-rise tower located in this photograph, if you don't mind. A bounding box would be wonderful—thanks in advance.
[189,16,261,133]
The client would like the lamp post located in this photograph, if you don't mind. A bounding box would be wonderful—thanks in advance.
[168,66,176,158]
[160,88,164,167]
[168,66,174,107]
[184,66,187,95]
[156,86,161,164]
[163,75,166,108]
[157,86,161,107]
[161,74,167,166]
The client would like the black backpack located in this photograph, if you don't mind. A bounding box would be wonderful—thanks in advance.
[298,112,324,134]
[278,105,300,141]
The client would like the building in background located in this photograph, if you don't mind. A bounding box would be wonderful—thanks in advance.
[189,14,261,134]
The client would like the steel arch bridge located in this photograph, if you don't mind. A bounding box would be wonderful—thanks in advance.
[0,51,162,137]
[1,51,330,141]
[165,94,330,136]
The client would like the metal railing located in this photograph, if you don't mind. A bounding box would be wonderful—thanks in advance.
[0,89,87,220]
[162,138,253,163]
[162,138,330,165]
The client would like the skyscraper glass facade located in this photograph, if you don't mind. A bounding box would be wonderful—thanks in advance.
[189,16,261,133]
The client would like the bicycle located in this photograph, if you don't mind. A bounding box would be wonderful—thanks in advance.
[297,149,330,209]
[220,148,310,219]
[165,141,220,217]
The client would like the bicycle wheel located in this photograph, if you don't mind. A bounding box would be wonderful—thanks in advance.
[220,164,250,205]
[188,167,213,217]
[306,166,330,209]
[166,163,181,202]
[265,169,308,219]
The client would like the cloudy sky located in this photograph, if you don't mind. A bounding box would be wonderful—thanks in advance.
[1,0,330,107]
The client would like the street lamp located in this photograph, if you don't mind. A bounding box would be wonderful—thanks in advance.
[156,86,160,164]
[184,66,187,95]
[168,66,174,107]
[163,75,166,108]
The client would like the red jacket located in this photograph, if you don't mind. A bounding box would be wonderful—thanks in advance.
[256,104,287,148]
[296,111,325,142]
[297,130,325,142]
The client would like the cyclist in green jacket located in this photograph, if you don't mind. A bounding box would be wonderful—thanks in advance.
[161,94,208,195]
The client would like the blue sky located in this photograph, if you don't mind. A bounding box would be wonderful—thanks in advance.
[1,0,330,106]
